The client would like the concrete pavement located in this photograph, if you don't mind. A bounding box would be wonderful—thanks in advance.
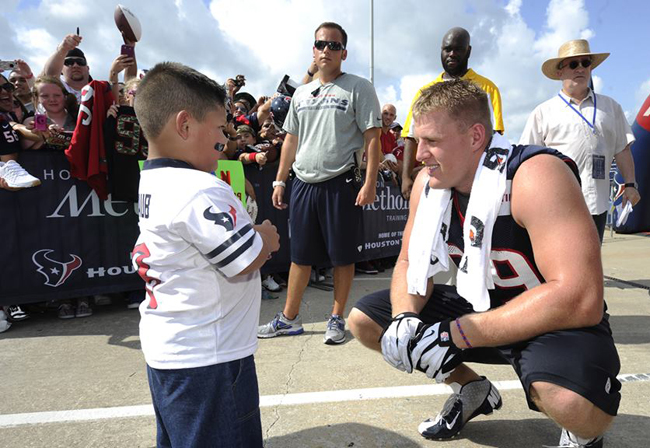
[1,232,649,447]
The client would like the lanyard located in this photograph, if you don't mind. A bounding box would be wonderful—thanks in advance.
[558,91,597,134]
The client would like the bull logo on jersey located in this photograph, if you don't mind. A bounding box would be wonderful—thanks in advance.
[469,216,485,247]
[203,205,238,231]
[32,249,83,287]
[483,146,509,172]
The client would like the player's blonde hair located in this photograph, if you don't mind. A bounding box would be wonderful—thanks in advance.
[413,79,492,135]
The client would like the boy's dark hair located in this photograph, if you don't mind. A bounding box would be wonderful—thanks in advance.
[134,62,227,140]
[413,79,493,136]
[315,22,348,48]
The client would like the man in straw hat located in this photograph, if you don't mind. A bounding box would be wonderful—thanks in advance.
[520,39,640,241]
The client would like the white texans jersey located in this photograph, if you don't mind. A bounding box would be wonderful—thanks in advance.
[133,159,263,370]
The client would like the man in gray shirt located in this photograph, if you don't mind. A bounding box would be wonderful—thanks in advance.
[258,21,382,345]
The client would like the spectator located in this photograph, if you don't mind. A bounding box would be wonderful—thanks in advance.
[42,34,90,104]
[235,125,268,167]
[132,62,279,447]
[378,103,402,178]
[0,74,40,191]
[302,59,320,84]
[519,39,640,242]
[390,122,405,161]
[258,22,382,345]
[23,76,77,152]
[400,27,504,200]
[9,59,36,113]
[12,95,29,123]
[349,79,619,447]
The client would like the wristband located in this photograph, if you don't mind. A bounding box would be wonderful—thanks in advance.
[307,70,315,77]
[624,182,638,189]
[455,317,472,349]
[248,153,257,162]
[272,180,286,189]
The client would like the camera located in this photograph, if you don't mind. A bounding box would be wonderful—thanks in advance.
[0,60,16,71]
[233,75,246,88]
[34,114,48,131]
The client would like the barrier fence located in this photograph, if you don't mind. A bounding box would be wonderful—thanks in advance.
[0,151,408,306]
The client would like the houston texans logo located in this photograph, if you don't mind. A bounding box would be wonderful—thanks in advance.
[483,146,509,172]
[203,205,237,231]
[32,249,83,287]
[469,216,485,247]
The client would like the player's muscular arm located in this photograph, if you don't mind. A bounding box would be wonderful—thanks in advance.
[238,220,280,275]
[452,155,603,348]
[390,169,435,316]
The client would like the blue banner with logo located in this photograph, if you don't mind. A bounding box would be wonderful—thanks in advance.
[1,152,408,306]
[1,151,142,305]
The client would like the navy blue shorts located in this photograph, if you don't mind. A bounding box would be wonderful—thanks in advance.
[147,355,263,448]
[289,171,363,266]
[354,286,621,416]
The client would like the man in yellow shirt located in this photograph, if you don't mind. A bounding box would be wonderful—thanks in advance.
[401,27,504,199]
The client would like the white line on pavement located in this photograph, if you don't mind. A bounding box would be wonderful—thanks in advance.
[1,373,648,428]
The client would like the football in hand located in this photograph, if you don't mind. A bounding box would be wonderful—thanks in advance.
[114,4,142,42]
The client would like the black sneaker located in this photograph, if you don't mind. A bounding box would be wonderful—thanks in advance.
[355,261,378,275]
[418,376,502,439]
[7,305,29,322]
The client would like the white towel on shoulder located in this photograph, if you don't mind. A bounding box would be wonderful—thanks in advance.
[407,133,512,312]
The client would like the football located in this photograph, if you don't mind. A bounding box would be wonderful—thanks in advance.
[114,4,142,42]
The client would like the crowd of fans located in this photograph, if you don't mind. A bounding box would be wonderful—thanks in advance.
[0,31,407,331]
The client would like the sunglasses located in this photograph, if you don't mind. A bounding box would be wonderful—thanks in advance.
[562,58,592,70]
[314,40,345,51]
[64,58,87,67]
[235,105,248,113]
[0,82,15,92]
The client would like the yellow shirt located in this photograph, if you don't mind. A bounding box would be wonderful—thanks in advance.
[401,69,504,138]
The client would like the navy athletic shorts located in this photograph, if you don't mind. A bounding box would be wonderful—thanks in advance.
[289,171,363,266]
[354,285,622,416]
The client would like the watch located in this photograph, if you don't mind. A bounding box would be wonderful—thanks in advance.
[272,181,286,189]
[624,182,638,189]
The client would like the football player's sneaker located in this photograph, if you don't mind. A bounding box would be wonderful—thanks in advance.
[418,376,502,439]
[323,315,346,345]
[257,312,304,338]
[549,429,603,447]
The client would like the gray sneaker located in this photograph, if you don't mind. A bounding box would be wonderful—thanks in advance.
[324,315,346,345]
[258,312,304,338]
[58,304,75,319]
[75,300,93,318]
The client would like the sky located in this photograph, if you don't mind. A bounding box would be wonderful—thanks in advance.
[1,0,649,141]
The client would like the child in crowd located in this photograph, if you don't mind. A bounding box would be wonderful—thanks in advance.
[132,62,279,447]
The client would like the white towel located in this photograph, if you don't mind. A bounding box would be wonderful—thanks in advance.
[407,134,512,312]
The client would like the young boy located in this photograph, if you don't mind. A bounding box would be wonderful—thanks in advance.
[132,62,280,447]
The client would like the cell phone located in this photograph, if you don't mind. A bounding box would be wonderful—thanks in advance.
[76,27,80,36]
[0,60,16,71]
[121,45,135,58]
[34,114,48,131]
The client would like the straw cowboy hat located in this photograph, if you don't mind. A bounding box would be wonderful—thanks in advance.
[542,39,610,80]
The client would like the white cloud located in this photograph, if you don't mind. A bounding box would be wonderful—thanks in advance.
[0,0,607,140]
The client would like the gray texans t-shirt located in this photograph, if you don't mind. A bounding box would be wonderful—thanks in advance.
[283,73,381,183]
